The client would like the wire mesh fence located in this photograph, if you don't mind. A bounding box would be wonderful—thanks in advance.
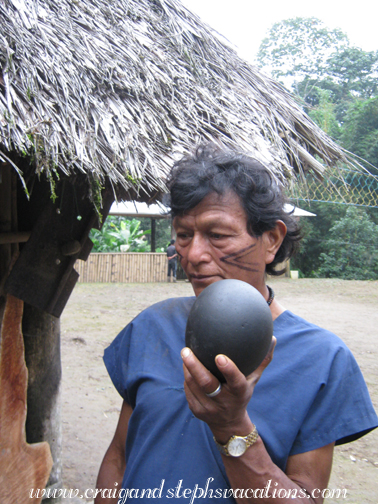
[288,167,378,208]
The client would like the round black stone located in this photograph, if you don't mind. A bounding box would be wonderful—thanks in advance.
[185,279,273,382]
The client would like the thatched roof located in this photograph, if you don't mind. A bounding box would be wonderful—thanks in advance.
[0,0,355,202]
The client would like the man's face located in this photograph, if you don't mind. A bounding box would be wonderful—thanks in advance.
[173,191,275,297]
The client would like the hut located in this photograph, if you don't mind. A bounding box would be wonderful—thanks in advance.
[0,0,358,501]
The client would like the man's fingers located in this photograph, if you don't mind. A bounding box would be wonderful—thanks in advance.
[259,336,277,369]
[182,335,276,396]
[215,336,277,389]
[246,336,277,384]
[181,347,221,397]
[214,354,246,390]
[182,362,207,408]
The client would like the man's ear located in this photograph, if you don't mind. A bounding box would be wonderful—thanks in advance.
[263,221,287,265]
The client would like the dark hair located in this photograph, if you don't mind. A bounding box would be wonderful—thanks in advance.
[167,143,301,276]
[170,239,175,245]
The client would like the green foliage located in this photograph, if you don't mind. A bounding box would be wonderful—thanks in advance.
[307,89,340,139]
[340,97,378,171]
[290,202,347,276]
[290,204,378,279]
[138,217,172,251]
[318,207,378,280]
[90,216,151,252]
[90,216,173,253]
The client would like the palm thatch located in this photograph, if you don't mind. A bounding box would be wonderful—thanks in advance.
[0,0,357,203]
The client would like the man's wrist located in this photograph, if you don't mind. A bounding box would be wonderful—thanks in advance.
[211,415,254,445]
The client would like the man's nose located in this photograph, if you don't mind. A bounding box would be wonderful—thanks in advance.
[186,234,211,265]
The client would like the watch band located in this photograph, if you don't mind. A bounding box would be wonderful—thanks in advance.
[213,425,259,457]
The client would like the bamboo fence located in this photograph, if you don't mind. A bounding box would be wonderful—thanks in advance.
[75,253,290,283]
[75,253,168,283]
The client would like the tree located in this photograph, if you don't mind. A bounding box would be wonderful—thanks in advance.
[257,18,349,84]
[297,48,378,123]
[307,88,340,139]
[327,47,378,99]
[318,207,378,280]
[257,18,378,123]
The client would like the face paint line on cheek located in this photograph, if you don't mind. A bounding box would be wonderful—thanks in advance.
[220,243,256,260]
[219,244,260,272]
[220,261,260,272]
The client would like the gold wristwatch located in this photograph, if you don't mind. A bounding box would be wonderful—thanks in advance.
[213,426,259,457]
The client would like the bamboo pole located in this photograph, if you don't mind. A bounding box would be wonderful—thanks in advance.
[104,255,108,282]
[90,255,95,283]
[136,254,140,283]
[126,254,130,283]
[111,254,115,283]
[96,255,99,282]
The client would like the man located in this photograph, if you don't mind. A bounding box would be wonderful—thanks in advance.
[96,144,378,503]
[167,239,178,282]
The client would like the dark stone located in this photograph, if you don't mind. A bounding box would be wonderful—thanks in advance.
[185,279,273,382]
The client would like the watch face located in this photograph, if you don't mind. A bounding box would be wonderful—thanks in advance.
[228,437,247,457]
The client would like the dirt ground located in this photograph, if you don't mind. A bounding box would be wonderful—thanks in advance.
[60,279,378,503]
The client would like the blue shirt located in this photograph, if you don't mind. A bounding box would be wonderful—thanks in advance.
[104,297,378,501]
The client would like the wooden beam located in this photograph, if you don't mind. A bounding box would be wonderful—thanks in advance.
[0,232,31,245]
[5,184,114,317]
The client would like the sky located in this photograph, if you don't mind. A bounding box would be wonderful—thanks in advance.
[181,0,378,64]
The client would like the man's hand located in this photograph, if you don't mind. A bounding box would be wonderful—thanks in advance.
[181,339,334,504]
[181,337,276,440]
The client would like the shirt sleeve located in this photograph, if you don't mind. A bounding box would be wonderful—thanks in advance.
[103,323,133,405]
[290,344,378,455]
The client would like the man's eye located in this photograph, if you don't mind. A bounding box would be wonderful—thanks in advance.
[210,233,224,239]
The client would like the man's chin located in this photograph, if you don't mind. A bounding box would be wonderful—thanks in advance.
[190,276,221,296]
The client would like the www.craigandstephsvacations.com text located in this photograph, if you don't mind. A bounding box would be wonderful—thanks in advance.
[30,478,348,502]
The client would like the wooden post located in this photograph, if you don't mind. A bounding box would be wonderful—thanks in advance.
[22,303,62,503]
[151,218,156,252]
